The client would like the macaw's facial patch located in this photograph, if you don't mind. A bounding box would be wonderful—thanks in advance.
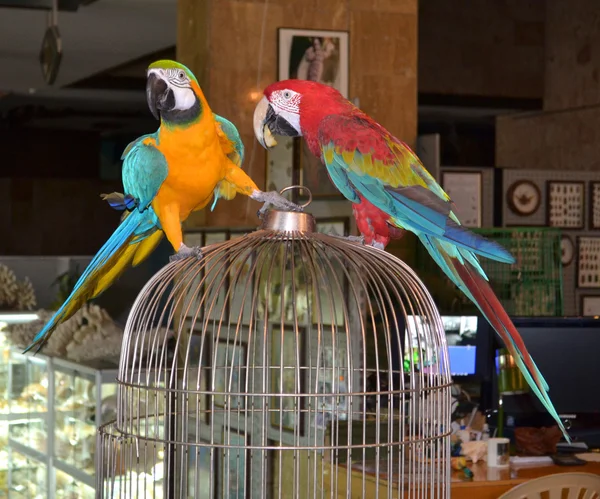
[146,67,202,125]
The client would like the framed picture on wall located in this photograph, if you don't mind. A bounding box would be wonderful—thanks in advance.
[590,182,600,230]
[506,179,541,217]
[278,27,349,200]
[278,28,349,97]
[441,171,482,228]
[547,181,585,229]
[577,236,600,288]
[581,295,600,316]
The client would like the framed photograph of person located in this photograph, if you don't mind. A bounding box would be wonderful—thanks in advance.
[278,28,349,97]
[278,28,349,200]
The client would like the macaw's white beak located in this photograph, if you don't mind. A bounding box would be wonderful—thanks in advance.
[253,96,278,149]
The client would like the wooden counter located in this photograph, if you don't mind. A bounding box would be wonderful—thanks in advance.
[451,460,600,498]
[322,458,600,498]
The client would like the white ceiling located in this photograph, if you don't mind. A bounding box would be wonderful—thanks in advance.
[0,0,176,94]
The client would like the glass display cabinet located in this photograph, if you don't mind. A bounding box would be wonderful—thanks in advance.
[52,357,118,482]
[3,347,118,498]
[0,313,42,499]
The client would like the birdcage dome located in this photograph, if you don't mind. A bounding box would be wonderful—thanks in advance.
[98,193,452,498]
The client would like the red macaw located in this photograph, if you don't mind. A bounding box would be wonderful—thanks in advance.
[253,79,569,441]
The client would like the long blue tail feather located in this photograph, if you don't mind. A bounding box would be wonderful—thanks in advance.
[23,210,154,354]
[417,233,570,441]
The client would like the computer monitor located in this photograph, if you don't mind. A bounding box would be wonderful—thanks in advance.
[442,315,478,376]
[402,315,480,377]
[502,317,600,416]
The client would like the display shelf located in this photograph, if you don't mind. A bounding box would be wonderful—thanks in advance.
[3,347,118,498]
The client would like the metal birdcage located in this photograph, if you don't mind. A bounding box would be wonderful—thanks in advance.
[96,188,452,498]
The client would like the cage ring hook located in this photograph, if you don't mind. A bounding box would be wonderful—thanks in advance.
[279,185,312,209]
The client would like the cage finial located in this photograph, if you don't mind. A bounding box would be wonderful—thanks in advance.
[260,185,316,233]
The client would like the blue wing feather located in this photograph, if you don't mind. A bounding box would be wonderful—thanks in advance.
[122,133,168,211]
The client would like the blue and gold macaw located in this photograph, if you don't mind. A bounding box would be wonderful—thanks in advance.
[24,60,299,354]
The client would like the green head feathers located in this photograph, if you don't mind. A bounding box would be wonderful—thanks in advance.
[147,60,199,86]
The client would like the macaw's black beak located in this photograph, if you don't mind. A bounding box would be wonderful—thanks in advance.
[146,72,175,120]
[253,96,299,149]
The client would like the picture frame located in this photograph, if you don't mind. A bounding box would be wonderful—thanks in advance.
[581,295,600,316]
[221,428,249,499]
[315,217,350,237]
[270,325,306,435]
[577,236,600,288]
[506,180,541,217]
[188,436,218,499]
[590,182,600,230]
[213,339,247,411]
[277,28,349,98]
[546,181,585,229]
[278,27,349,200]
[441,171,482,228]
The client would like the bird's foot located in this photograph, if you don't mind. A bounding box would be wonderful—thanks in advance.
[169,244,203,262]
[326,233,366,245]
[253,190,304,219]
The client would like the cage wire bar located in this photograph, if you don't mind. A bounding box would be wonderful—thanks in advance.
[97,196,452,498]
[415,227,563,316]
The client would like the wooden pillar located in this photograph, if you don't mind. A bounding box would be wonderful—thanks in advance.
[177,0,418,228]
[496,0,600,170]
[544,0,600,111]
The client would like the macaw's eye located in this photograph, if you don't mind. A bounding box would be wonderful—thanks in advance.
[283,91,291,99]
[178,71,185,79]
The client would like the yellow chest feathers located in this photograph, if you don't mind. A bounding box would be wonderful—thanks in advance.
[150,122,228,201]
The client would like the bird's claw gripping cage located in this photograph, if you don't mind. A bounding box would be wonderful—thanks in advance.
[97,186,453,498]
